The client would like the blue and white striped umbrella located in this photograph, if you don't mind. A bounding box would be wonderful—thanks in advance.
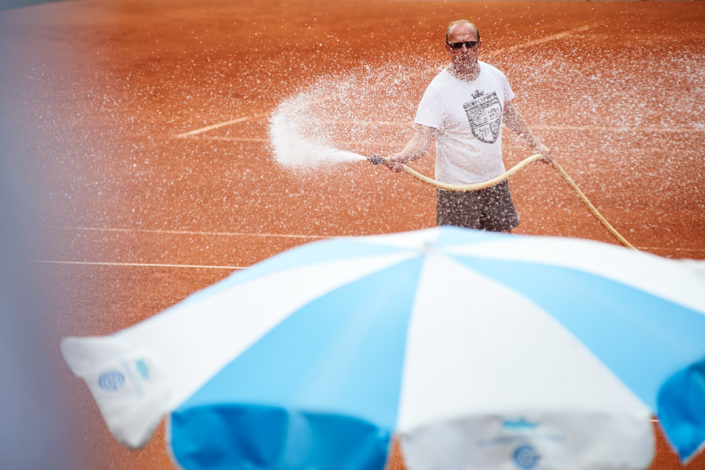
[62,227,705,470]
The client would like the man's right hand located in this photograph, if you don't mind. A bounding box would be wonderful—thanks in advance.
[385,154,407,173]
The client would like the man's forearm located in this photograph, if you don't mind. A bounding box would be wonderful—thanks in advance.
[503,101,553,162]
[390,124,434,163]
[396,135,430,162]
[504,104,541,149]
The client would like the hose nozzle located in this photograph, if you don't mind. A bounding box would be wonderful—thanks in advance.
[368,154,386,165]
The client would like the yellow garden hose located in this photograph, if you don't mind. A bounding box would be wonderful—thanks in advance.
[548,159,636,250]
[368,154,637,250]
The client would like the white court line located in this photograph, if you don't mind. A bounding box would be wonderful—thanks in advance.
[60,225,331,240]
[181,123,703,143]
[327,120,411,127]
[35,259,245,270]
[53,226,705,255]
[637,246,705,254]
[175,112,269,138]
[173,24,600,138]
[493,23,599,54]
[178,135,268,143]
[535,125,704,134]
[32,246,705,271]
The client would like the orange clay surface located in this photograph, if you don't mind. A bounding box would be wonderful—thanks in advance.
[2,0,704,468]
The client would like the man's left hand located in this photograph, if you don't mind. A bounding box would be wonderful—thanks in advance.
[532,143,553,164]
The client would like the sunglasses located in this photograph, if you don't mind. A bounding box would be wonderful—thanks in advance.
[446,40,480,50]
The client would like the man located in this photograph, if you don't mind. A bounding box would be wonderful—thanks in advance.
[386,20,552,232]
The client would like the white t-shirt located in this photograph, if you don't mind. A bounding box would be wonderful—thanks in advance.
[414,61,515,184]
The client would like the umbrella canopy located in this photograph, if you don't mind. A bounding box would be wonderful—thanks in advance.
[61,227,705,470]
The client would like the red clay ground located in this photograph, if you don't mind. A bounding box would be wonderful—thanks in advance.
[2,0,704,468]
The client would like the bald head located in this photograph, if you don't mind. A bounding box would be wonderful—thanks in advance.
[445,20,480,43]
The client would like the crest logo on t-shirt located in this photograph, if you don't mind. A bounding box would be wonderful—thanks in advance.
[463,90,502,143]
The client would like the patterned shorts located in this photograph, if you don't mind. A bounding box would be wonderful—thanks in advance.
[436,180,520,232]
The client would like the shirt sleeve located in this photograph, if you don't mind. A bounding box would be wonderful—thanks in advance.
[414,84,443,130]
[501,70,515,104]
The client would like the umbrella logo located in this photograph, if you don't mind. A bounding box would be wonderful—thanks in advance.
[135,358,150,380]
[98,370,125,392]
[513,445,540,469]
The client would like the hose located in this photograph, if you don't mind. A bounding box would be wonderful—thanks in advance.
[368,153,637,250]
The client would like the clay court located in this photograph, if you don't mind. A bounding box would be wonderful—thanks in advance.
[1,0,704,468]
